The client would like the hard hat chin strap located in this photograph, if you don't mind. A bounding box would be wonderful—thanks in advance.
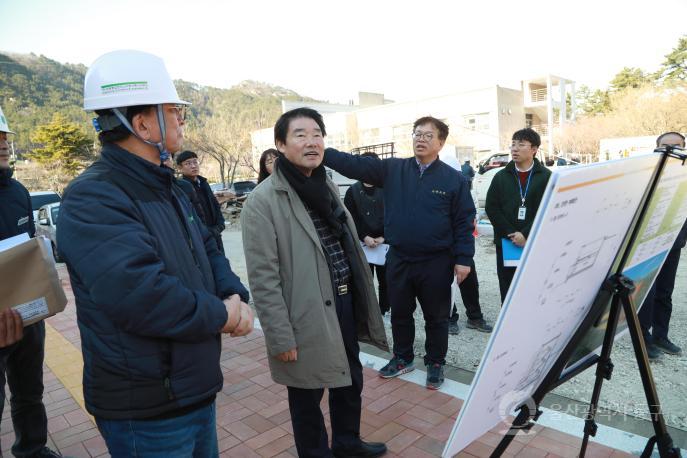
[112,106,170,163]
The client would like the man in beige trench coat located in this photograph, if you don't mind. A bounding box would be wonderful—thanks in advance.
[242,107,389,458]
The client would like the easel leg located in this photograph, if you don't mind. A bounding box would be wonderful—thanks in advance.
[580,283,624,458]
[490,405,541,458]
[620,288,681,458]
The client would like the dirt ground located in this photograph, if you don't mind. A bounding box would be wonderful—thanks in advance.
[222,224,687,431]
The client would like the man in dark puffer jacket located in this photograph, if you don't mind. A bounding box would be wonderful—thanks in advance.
[0,105,61,458]
[57,50,253,457]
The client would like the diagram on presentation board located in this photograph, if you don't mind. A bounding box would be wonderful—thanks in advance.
[565,155,687,373]
[443,154,662,458]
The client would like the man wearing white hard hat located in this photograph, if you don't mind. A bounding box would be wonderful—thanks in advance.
[0,105,61,457]
[57,50,253,457]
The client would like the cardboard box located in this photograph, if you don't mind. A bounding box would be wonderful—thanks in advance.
[0,237,67,325]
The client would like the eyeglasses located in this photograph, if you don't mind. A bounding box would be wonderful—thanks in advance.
[412,131,435,141]
[511,141,532,149]
[171,104,188,121]
[182,159,199,167]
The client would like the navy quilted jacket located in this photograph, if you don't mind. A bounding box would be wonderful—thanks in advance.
[57,144,248,420]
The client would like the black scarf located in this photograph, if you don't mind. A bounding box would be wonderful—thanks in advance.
[276,154,347,238]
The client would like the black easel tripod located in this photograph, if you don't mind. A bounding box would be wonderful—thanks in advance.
[578,273,681,458]
[490,145,686,458]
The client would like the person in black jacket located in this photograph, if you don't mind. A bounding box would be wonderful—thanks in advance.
[344,152,389,316]
[0,106,61,458]
[258,148,279,184]
[639,132,686,360]
[485,128,551,303]
[176,150,226,253]
[325,116,476,390]
[57,50,253,457]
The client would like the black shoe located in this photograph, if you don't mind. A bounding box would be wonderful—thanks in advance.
[449,321,460,335]
[646,343,662,360]
[467,318,493,333]
[332,440,387,457]
[31,447,62,458]
[654,337,682,355]
[378,355,415,378]
[426,363,445,390]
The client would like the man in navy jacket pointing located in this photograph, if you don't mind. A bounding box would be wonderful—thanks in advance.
[324,116,475,389]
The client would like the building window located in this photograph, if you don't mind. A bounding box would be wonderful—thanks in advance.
[464,113,489,131]
[525,113,533,129]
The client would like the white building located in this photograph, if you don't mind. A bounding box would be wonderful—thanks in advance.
[251,75,575,166]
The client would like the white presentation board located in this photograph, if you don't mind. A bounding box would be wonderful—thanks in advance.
[443,154,661,457]
[565,154,687,373]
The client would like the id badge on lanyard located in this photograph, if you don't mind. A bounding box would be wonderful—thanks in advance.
[517,170,532,221]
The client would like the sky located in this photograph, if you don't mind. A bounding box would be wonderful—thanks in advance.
[1,0,686,104]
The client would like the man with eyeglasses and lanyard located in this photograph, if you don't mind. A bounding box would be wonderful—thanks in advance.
[485,128,551,303]
[57,50,253,456]
[324,116,475,390]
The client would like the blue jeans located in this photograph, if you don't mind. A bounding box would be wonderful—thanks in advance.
[96,402,219,458]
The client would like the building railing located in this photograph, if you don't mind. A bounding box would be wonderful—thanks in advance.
[531,123,550,136]
[529,88,548,103]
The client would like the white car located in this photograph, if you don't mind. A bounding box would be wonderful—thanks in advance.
[472,168,501,209]
[30,191,61,223]
[35,202,61,262]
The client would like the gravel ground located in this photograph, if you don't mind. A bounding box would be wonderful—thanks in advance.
[222,223,687,430]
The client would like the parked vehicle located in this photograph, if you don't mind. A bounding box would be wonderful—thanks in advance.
[228,180,257,198]
[35,202,61,262]
[477,153,510,174]
[472,167,501,208]
[30,191,61,222]
[209,183,226,192]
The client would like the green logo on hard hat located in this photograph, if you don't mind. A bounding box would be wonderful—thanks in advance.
[0,115,5,124]
[101,81,149,95]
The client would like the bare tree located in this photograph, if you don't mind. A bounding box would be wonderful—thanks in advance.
[556,83,687,160]
[185,113,253,187]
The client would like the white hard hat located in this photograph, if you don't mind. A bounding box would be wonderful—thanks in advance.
[83,50,189,111]
[0,105,14,134]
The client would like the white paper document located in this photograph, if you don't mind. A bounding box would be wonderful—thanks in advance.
[361,243,389,265]
[0,233,30,253]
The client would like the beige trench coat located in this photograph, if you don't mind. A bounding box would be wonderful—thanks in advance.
[241,167,389,389]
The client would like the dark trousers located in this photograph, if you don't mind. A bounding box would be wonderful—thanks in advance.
[0,321,48,457]
[449,258,483,322]
[386,250,454,366]
[287,293,363,458]
[369,264,389,315]
[638,247,682,341]
[495,244,516,303]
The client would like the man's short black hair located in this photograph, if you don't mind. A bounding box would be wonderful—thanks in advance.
[413,116,449,141]
[656,131,685,147]
[512,128,541,148]
[176,150,198,165]
[360,152,379,159]
[274,107,326,146]
[95,105,154,146]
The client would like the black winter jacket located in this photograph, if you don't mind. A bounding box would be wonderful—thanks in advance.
[485,159,551,247]
[344,182,385,241]
[57,144,248,420]
[0,168,34,240]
